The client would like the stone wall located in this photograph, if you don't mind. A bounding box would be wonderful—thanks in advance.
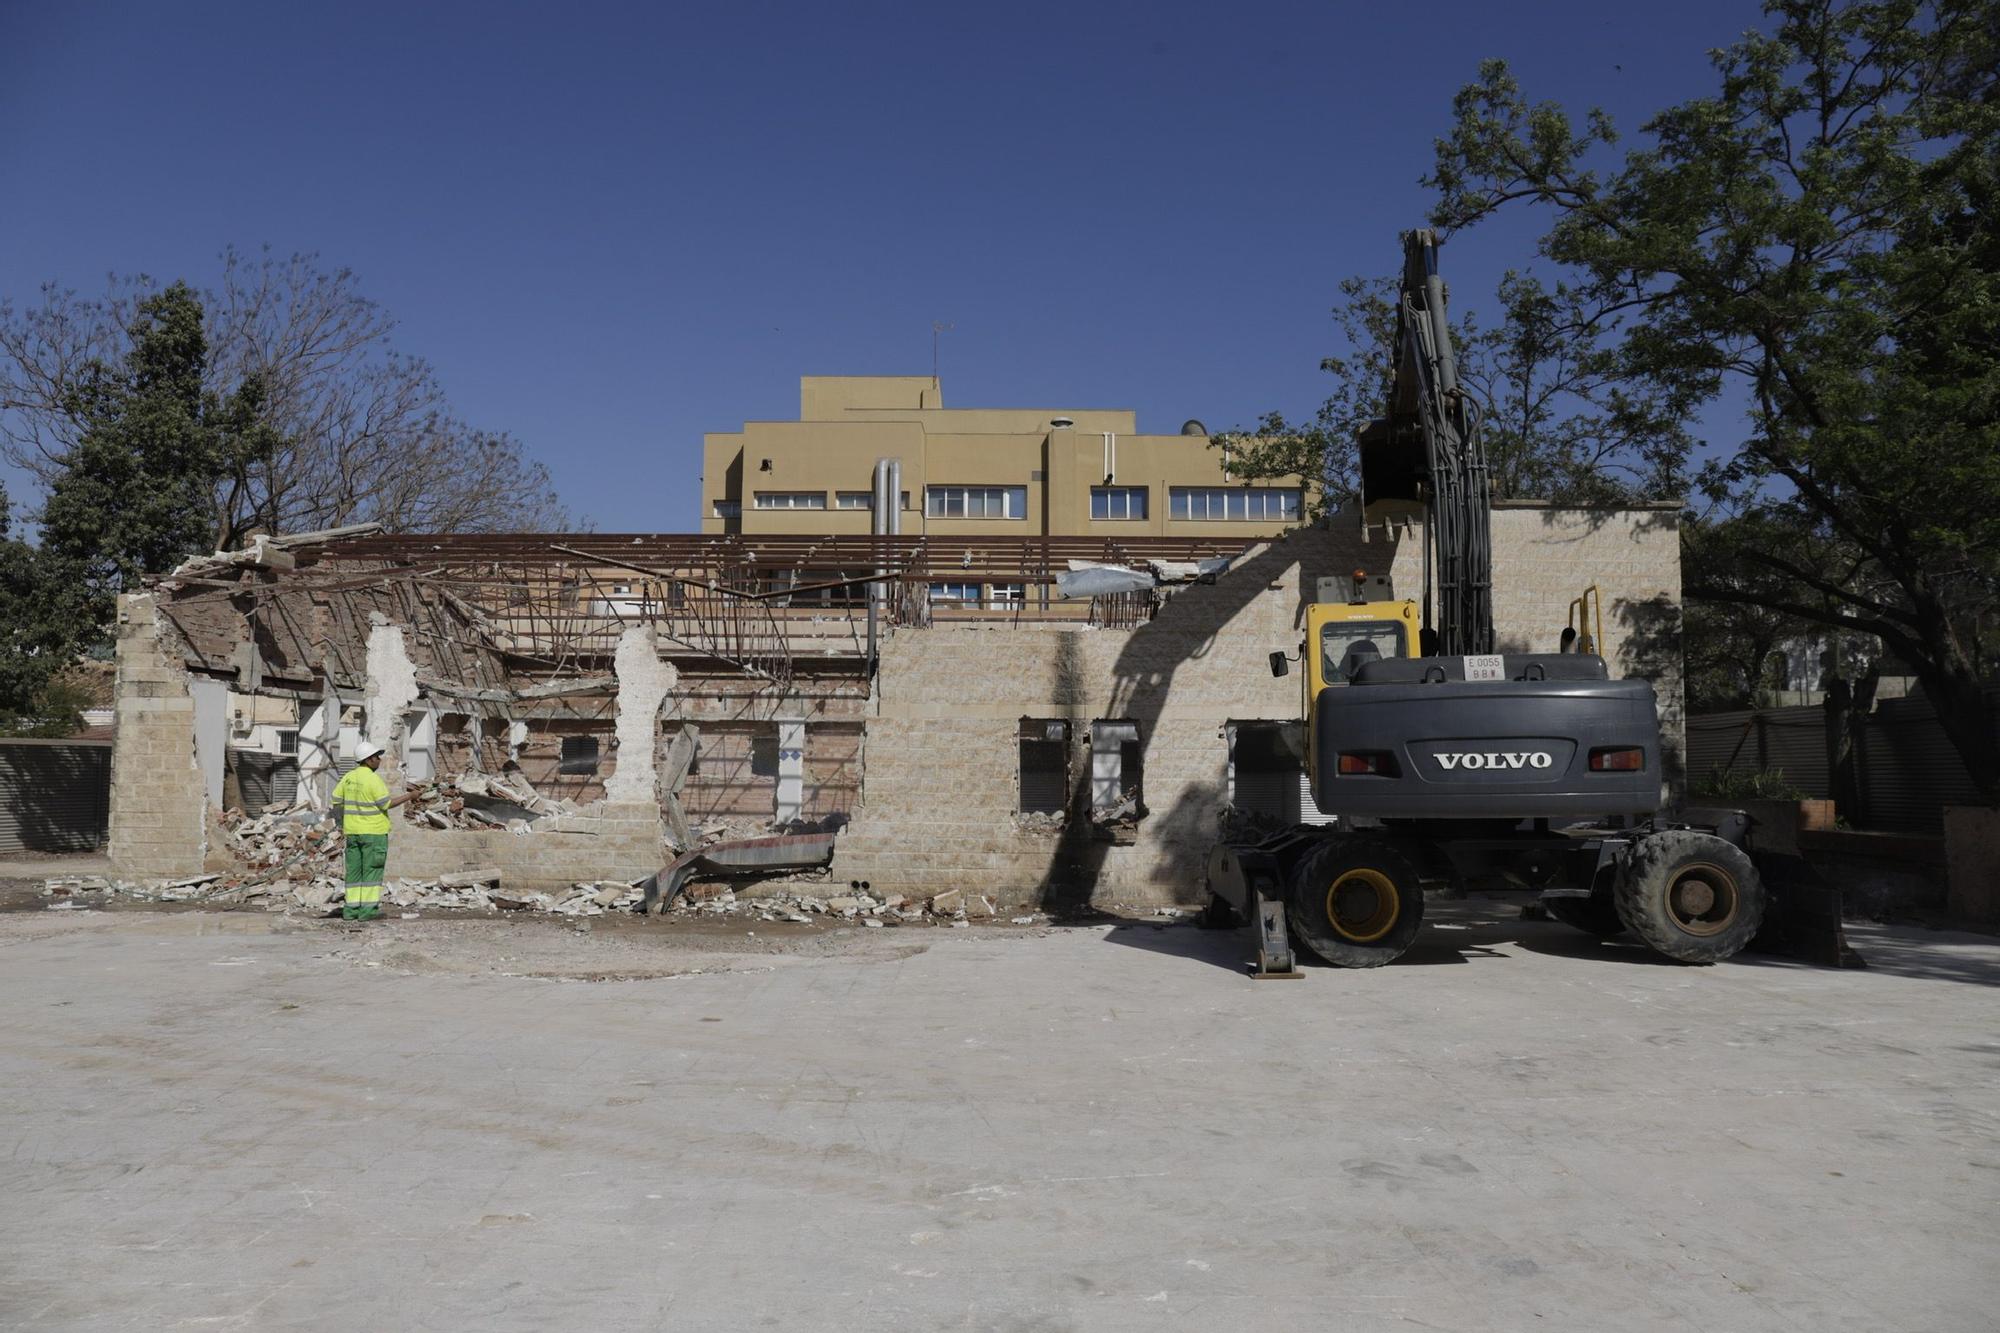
[832,505,1683,909]
[107,596,209,878]
[385,804,668,893]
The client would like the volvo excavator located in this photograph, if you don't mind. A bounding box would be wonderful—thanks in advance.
[1205,230,1786,974]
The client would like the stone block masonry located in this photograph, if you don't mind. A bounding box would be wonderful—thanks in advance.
[832,504,1684,910]
[108,596,209,878]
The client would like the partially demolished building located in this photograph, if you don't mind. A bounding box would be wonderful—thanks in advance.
[108,504,1684,907]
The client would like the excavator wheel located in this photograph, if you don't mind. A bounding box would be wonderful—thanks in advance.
[1615,830,1767,964]
[1287,837,1425,968]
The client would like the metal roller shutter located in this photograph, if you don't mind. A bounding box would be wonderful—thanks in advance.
[0,740,111,854]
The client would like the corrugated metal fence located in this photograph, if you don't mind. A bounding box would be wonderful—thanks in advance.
[0,739,112,854]
[1688,684,2000,833]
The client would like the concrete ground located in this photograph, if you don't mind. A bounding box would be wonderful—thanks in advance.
[1,899,1996,1332]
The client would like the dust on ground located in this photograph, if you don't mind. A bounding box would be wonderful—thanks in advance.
[0,874,1084,981]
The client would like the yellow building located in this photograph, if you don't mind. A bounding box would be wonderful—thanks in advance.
[700,376,1307,540]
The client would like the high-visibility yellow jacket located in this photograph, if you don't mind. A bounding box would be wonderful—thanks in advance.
[332,765,393,835]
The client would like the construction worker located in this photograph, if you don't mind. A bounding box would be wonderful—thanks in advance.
[331,742,415,921]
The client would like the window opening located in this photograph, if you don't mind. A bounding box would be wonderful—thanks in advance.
[925,485,1027,519]
[928,581,981,607]
[1090,486,1148,520]
[1018,719,1069,815]
[1168,487,1302,521]
[753,491,828,510]
[1089,720,1144,830]
[560,735,601,776]
[750,733,780,778]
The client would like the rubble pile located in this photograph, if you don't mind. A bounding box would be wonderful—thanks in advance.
[40,868,1043,929]
[667,883,1035,929]
[401,771,568,832]
[220,807,341,872]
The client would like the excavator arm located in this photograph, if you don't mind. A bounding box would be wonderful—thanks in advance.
[1356,229,1494,657]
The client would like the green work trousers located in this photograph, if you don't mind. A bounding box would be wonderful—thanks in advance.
[344,833,388,908]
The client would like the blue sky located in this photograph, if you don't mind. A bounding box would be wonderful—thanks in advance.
[0,0,1768,530]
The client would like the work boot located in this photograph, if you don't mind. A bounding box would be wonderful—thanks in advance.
[354,904,384,921]
[341,904,360,921]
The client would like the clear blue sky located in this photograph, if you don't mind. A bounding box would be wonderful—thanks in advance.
[0,0,1767,530]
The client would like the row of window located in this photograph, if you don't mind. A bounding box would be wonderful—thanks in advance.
[929,581,1026,610]
[723,485,1302,522]
[1170,487,1302,521]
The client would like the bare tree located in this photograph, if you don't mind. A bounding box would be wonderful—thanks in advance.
[0,247,567,543]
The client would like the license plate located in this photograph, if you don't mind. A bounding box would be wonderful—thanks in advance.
[1463,654,1505,681]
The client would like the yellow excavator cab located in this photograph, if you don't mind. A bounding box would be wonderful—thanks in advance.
[1302,599,1421,784]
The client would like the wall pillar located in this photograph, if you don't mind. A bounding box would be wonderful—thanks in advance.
[608,625,676,805]
[107,594,207,878]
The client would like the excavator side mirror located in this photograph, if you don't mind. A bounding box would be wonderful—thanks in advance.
[1269,651,1289,678]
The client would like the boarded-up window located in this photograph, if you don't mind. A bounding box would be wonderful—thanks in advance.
[682,723,779,821]
[1018,718,1069,814]
[805,723,862,819]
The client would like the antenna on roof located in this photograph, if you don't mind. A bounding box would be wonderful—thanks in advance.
[931,321,953,389]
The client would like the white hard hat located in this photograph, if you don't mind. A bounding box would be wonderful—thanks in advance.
[358,742,387,763]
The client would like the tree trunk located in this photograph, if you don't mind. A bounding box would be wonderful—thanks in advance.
[1823,663,1880,824]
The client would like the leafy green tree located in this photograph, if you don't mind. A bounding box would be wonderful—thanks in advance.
[1427,0,2000,798]
[0,481,57,720]
[1219,268,1691,520]
[37,282,277,653]
[0,248,567,542]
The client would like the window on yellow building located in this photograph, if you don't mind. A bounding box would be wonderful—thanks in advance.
[1169,487,1301,521]
[836,490,912,511]
[1090,486,1148,520]
[926,486,1026,519]
[928,581,981,606]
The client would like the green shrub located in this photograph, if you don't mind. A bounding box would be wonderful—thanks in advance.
[1691,766,1804,802]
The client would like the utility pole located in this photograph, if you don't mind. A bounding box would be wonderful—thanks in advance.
[931,321,953,390]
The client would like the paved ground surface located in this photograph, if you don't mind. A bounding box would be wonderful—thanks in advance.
[2,897,1996,1332]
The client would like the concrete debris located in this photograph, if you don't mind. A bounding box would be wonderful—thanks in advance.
[662,884,1047,929]
[1094,789,1142,826]
[403,773,564,829]
[41,866,1045,929]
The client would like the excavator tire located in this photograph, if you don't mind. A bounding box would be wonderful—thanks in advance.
[1544,892,1627,939]
[1287,837,1425,968]
[1616,830,1767,964]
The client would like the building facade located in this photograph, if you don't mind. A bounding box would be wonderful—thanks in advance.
[109,505,1684,906]
[701,375,1306,543]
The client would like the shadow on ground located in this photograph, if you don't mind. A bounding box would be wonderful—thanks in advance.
[1102,899,2000,983]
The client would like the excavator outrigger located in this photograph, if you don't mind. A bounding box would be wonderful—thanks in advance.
[1206,230,1826,974]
